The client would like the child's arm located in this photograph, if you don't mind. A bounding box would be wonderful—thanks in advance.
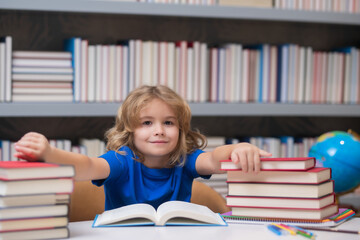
[14,132,110,181]
[195,142,272,175]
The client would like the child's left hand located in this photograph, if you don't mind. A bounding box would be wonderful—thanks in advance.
[230,143,272,173]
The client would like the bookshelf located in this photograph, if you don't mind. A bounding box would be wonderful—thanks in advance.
[0,0,359,141]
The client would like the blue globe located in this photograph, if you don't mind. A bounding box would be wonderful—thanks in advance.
[309,131,360,194]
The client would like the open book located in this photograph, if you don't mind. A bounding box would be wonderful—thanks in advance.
[92,201,227,227]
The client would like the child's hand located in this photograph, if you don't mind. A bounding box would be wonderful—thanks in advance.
[14,132,52,162]
[230,143,272,173]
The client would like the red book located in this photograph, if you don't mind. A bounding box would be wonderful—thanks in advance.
[220,157,316,171]
[229,204,338,220]
[227,180,334,198]
[226,167,331,184]
[0,161,74,180]
[226,193,335,209]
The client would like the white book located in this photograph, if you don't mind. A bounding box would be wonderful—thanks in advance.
[179,41,187,99]
[287,44,296,103]
[87,45,96,102]
[93,201,226,227]
[343,50,351,104]
[261,44,270,103]
[0,140,10,161]
[12,88,72,94]
[210,48,218,102]
[80,39,89,102]
[13,81,72,88]
[95,44,102,102]
[297,46,305,103]
[128,40,136,92]
[174,44,181,94]
[224,45,232,103]
[218,47,226,102]
[135,40,142,88]
[4,36,12,102]
[114,45,122,102]
[142,41,152,86]
[241,49,249,102]
[186,44,194,102]
[108,45,116,102]
[350,48,359,104]
[12,74,73,81]
[199,43,208,102]
[12,94,73,102]
[167,42,176,90]
[159,41,168,86]
[269,45,277,103]
[0,42,5,102]
[101,45,109,102]
[234,44,242,102]
[12,67,73,74]
[326,52,334,103]
[122,44,129,101]
[12,58,72,68]
[280,44,289,103]
[152,41,159,86]
[304,47,313,103]
[192,42,200,102]
[12,51,71,59]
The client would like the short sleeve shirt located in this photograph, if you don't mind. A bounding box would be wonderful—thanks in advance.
[92,146,209,210]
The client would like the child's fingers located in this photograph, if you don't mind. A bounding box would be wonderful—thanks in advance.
[259,149,272,157]
[239,151,248,173]
[253,152,261,173]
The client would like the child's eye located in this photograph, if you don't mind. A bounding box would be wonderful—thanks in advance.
[142,121,152,126]
[164,121,174,125]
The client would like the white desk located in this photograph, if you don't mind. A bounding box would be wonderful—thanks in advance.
[65,218,360,240]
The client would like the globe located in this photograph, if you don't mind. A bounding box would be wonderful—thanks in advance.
[309,131,360,194]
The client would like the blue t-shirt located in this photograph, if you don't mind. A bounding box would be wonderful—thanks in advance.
[92,146,209,210]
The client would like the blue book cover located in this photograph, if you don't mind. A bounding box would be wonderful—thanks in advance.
[64,37,81,102]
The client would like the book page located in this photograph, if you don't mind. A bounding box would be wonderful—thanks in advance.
[93,203,157,226]
[156,201,225,226]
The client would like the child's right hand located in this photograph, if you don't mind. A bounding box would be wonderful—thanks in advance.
[14,132,52,162]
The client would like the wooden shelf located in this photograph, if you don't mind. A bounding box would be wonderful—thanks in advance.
[1,103,359,117]
[1,0,360,25]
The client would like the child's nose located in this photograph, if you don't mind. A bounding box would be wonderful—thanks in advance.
[154,124,165,136]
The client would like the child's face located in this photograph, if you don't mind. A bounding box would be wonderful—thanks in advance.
[134,98,180,166]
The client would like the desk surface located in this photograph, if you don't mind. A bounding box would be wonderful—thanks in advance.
[65,218,360,240]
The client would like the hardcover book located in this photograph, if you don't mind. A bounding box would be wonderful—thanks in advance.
[227,180,334,198]
[220,157,316,171]
[0,178,74,196]
[221,208,355,227]
[226,167,331,184]
[230,204,338,220]
[226,194,335,209]
[0,161,75,180]
[92,201,227,227]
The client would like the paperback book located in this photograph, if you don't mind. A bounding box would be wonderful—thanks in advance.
[93,201,227,227]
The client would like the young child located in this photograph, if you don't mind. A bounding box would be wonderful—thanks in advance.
[14,85,271,211]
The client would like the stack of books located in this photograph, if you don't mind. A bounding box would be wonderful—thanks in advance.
[0,161,75,239]
[11,50,74,102]
[220,157,339,221]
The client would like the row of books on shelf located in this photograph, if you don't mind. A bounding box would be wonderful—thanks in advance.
[274,0,360,13]
[0,160,75,239]
[0,136,316,161]
[98,0,360,14]
[0,138,106,161]
[220,157,356,227]
[1,36,359,104]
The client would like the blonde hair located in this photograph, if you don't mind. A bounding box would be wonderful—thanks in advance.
[105,85,207,166]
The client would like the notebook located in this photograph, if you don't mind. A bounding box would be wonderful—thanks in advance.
[221,208,355,228]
